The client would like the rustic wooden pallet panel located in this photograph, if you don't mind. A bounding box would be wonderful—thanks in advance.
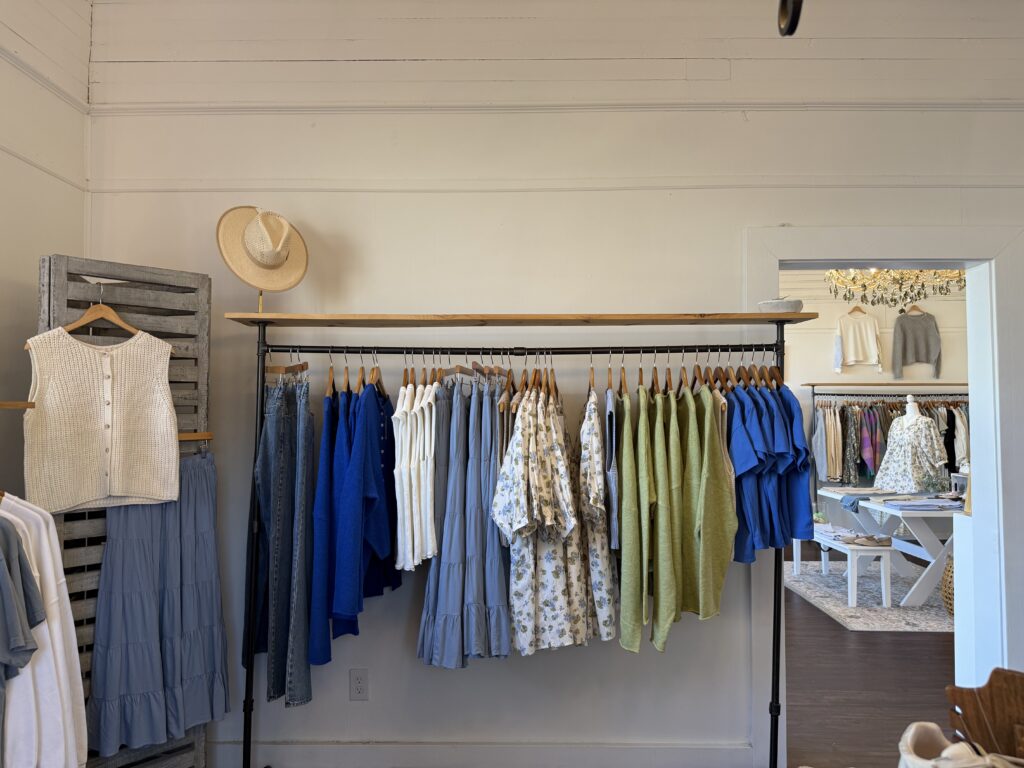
[41,255,212,768]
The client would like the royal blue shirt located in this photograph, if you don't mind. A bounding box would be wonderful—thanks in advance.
[308,392,338,664]
[331,389,359,638]
[727,389,762,563]
[779,385,814,541]
[764,389,795,546]
[363,394,402,598]
[735,387,771,552]
[333,388,393,625]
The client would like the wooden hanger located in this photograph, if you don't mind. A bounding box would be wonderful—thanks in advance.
[325,353,336,398]
[737,365,751,387]
[606,352,614,391]
[649,350,659,395]
[355,353,366,393]
[619,353,628,397]
[768,365,785,389]
[712,366,726,390]
[727,365,739,388]
[692,363,705,390]
[847,305,867,315]
[0,401,35,410]
[676,364,688,398]
[588,351,595,392]
[637,350,645,388]
[758,365,773,388]
[27,283,141,350]
[664,361,672,394]
[265,347,309,376]
[905,304,925,315]
[702,366,713,390]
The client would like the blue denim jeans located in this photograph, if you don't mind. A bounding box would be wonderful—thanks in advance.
[254,383,296,702]
[285,382,314,706]
[253,382,315,705]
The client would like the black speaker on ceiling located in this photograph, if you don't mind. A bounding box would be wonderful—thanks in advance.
[778,0,803,36]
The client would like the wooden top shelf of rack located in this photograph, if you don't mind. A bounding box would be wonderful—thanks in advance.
[224,312,818,328]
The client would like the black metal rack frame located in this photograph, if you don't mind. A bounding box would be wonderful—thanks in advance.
[239,320,791,768]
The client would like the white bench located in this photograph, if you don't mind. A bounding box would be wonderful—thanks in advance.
[812,525,893,608]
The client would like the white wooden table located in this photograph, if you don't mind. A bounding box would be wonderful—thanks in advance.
[856,498,955,607]
[794,488,956,607]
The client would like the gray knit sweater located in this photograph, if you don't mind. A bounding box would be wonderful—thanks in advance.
[892,311,942,379]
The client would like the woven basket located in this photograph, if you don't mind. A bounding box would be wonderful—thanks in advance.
[941,553,955,617]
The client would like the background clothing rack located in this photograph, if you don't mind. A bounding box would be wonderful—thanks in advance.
[228,311,816,768]
[805,383,970,498]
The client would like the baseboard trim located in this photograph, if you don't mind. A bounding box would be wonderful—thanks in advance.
[207,739,754,768]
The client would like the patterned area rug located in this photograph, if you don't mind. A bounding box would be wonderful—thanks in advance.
[785,560,953,632]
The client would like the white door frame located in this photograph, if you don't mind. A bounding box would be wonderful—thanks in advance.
[744,225,1024,692]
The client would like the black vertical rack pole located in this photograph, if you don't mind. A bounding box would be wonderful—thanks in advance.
[241,321,268,768]
[231,313,807,768]
[768,320,786,768]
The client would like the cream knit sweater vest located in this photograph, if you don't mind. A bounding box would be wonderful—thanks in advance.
[24,328,179,513]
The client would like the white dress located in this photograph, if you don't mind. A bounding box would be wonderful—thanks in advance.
[579,390,618,642]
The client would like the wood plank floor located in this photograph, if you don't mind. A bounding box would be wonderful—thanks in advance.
[786,588,954,768]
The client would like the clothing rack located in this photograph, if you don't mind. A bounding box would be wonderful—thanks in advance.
[805,384,969,498]
[229,311,816,768]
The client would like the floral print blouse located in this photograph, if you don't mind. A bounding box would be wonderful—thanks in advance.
[492,386,621,655]
[874,413,948,493]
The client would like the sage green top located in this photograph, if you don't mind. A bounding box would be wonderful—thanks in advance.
[677,386,702,615]
[666,394,684,620]
[650,392,675,651]
[695,385,739,619]
[616,391,642,652]
[635,387,655,627]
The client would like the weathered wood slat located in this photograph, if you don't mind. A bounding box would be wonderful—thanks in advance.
[79,650,92,675]
[72,597,98,622]
[63,544,106,569]
[67,281,201,312]
[76,622,95,647]
[64,255,207,290]
[169,362,199,382]
[65,570,101,594]
[62,518,108,540]
[176,414,198,431]
[172,390,199,406]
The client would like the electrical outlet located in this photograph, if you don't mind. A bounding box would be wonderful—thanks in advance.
[349,668,369,701]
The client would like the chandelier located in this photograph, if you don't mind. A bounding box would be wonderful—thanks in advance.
[824,268,966,309]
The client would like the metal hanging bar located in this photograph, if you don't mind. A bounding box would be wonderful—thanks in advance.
[261,342,779,357]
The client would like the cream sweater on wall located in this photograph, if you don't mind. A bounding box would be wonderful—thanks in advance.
[833,312,883,373]
[24,328,179,514]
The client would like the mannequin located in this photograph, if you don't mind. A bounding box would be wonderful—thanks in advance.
[905,393,922,418]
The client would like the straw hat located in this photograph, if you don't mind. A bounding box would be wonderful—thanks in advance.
[216,206,308,292]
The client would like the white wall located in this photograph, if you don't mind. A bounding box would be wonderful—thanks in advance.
[779,269,968,389]
[83,3,1024,766]
[0,0,90,108]
[0,0,87,494]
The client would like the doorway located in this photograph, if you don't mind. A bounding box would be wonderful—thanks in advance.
[779,265,964,767]
[743,225,1024,767]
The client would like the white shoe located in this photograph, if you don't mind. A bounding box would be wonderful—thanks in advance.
[899,722,1024,767]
